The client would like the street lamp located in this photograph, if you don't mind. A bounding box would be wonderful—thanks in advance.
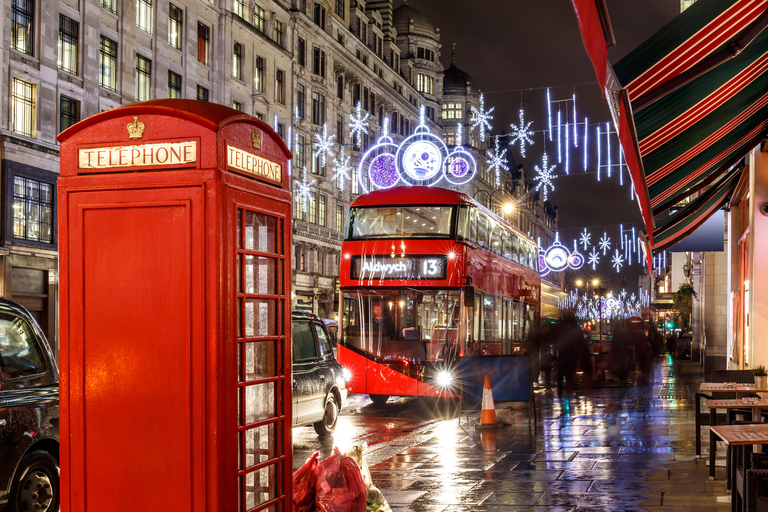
[473,188,513,221]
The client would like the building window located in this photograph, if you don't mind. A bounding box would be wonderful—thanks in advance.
[137,0,153,33]
[58,15,79,75]
[102,0,118,14]
[255,56,264,92]
[100,36,118,91]
[276,123,284,139]
[416,74,434,95]
[317,194,326,227]
[136,54,152,101]
[254,4,265,32]
[311,144,324,176]
[352,83,360,106]
[416,47,434,62]
[197,85,208,102]
[334,0,344,17]
[168,4,182,49]
[313,2,325,28]
[351,168,359,194]
[234,0,246,18]
[12,78,35,138]
[168,70,181,98]
[60,96,78,133]
[12,176,54,244]
[11,0,34,55]
[312,47,326,78]
[336,204,344,232]
[297,84,306,119]
[233,42,242,79]
[337,76,344,100]
[274,20,283,47]
[297,37,306,67]
[197,22,210,64]
[308,192,317,224]
[232,100,242,111]
[312,92,325,125]
[275,69,285,104]
[337,114,344,145]
[296,134,306,168]
[442,102,463,120]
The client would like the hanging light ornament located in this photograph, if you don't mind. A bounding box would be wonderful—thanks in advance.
[314,122,335,169]
[332,146,352,192]
[295,167,316,214]
[485,136,508,187]
[470,93,494,143]
[534,152,557,201]
[348,101,370,149]
[509,108,534,157]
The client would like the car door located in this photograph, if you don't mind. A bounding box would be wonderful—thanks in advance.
[313,322,336,391]
[292,319,323,425]
[0,385,11,502]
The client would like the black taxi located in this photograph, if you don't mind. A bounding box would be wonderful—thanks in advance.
[292,310,349,437]
[0,298,59,512]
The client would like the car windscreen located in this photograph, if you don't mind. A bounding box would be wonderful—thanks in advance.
[292,320,317,361]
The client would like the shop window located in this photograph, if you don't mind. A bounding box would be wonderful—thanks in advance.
[11,78,35,138]
[137,0,153,33]
[4,164,57,249]
[168,4,182,49]
[135,54,152,101]
[197,22,210,64]
[168,70,182,98]
[100,36,118,91]
[59,96,78,133]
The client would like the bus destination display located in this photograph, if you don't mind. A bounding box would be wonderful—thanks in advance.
[350,255,448,280]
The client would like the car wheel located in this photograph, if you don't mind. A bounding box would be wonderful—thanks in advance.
[9,450,59,512]
[369,394,389,406]
[313,393,339,437]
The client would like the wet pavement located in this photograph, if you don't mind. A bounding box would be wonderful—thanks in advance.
[295,356,732,511]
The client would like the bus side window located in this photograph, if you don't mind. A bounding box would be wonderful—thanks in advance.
[476,213,489,249]
[502,230,511,260]
[469,208,478,245]
[491,224,503,255]
[528,244,535,269]
[457,205,471,240]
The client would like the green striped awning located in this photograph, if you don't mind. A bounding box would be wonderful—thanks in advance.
[572,0,768,266]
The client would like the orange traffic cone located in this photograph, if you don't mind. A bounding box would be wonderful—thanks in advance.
[479,375,497,427]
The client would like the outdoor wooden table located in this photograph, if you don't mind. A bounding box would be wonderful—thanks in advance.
[705,398,768,423]
[700,383,768,394]
[710,424,768,512]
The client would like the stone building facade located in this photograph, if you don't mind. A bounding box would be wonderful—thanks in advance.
[1,0,558,336]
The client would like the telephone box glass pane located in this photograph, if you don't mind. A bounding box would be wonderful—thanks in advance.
[242,382,276,424]
[245,211,276,253]
[240,340,276,382]
[244,299,276,337]
[241,461,282,511]
[239,423,278,470]
[245,256,276,295]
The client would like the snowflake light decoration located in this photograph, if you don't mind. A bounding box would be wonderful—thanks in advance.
[485,137,508,187]
[534,153,557,201]
[295,167,315,214]
[588,247,600,270]
[348,101,369,148]
[314,123,335,169]
[579,228,591,251]
[509,108,534,157]
[332,147,352,192]
[611,249,624,272]
[470,93,494,142]
[599,232,611,255]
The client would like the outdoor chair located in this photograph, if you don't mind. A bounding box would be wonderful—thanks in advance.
[746,464,768,512]
[695,369,761,457]
[741,453,768,512]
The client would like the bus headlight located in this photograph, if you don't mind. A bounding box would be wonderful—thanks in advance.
[436,370,453,388]
[341,367,353,383]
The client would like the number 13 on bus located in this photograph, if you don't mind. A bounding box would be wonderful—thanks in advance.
[337,186,541,404]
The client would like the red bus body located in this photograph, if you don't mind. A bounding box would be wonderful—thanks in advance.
[337,186,541,400]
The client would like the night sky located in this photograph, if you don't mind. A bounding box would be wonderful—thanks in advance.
[397,0,682,294]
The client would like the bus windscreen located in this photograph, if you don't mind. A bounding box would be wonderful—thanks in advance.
[347,206,454,239]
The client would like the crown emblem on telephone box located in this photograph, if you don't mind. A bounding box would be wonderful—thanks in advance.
[251,130,261,150]
[127,116,146,139]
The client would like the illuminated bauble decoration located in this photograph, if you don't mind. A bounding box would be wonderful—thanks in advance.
[568,240,584,270]
[401,140,443,181]
[444,123,477,186]
[544,240,569,272]
[369,154,398,188]
[538,248,550,277]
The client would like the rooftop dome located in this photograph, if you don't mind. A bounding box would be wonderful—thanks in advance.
[443,63,474,95]
[393,2,438,41]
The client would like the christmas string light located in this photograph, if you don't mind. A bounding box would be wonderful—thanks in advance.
[295,167,315,214]
[288,125,293,177]
[557,109,562,163]
[565,111,570,174]
[534,152,557,201]
[573,93,578,147]
[606,122,612,178]
[579,228,591,250]
[596,125,601,181]
[314,122,335,169]
[612,249,624,272]
[471,93,494,143]
[332,146,352,192]
[486,136,508,187]
[588,247,600,270]
[349,101,370,149]
[547,88,552,141]
[583,117,588,171]
[600,232,611,255]
[509,108,534,157]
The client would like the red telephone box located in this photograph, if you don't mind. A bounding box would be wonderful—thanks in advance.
[57,99,293,512]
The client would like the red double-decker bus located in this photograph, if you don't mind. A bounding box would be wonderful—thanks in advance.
[336,186,541,403]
